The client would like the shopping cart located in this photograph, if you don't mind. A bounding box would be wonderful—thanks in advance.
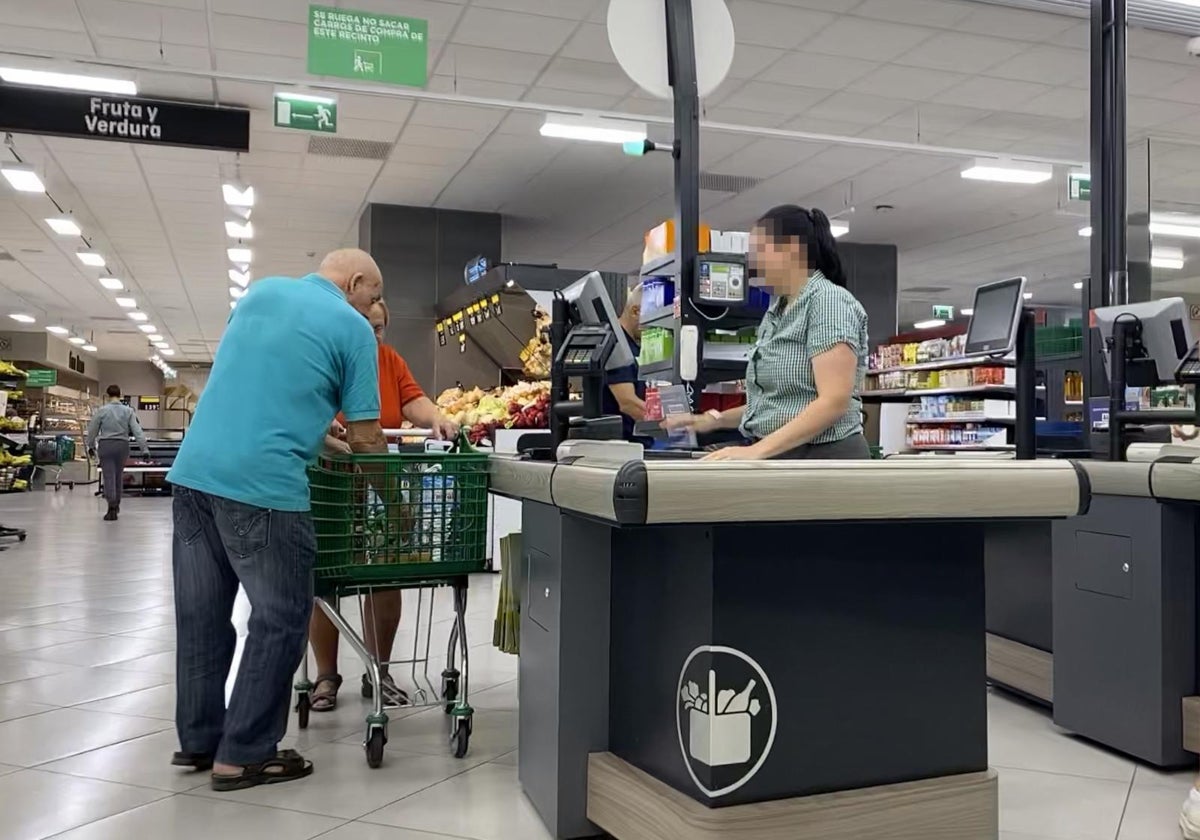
[295,429,490,768]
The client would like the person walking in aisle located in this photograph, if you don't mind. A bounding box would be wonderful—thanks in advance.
[85,385,149,521]
[168,249,391,791]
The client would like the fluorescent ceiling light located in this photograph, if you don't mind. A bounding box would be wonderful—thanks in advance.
[77,250,105,267]
[68,336,86,345]
[160,348,176,356]
[225,220,254,239]
[154,341,170,349]
[81,344,97,352]
[222,183,255,208]
[138,324,157,333]
[1079,215,1200,240]
[114,296,136,308]
[45,215,81,236]
[0,67,135,95]
[1074,281,1084,290]
[98,276,124,290]
[9,313,35,324]
[229,269,250,287]
[961,308,974,316]
[128,311,149,321]
[961,158,1053,185]
[913,319,946,329]
[1024,292,1034,300]
[227,247,252,264]
[1,164,45,193]
[230,286,246,300]
[147,333,163,342]
[45,325,69,335]
[829,220,850,239]
[1079,226,1092,237]
[540,113,647,145]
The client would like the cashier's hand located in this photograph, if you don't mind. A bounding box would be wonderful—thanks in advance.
[702,445,767,462]
[663,413,717,436]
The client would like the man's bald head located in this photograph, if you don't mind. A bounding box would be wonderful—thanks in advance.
[319,248,383,315]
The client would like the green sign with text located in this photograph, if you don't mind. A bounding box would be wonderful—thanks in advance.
[273,93,337,133]
[1069,173,1091,202]
[25,369,56,387]
[932,305,954,321]
[307,5,428,87]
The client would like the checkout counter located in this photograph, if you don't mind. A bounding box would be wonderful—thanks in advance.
[490,271,1092,839]
[492,453,1088,840]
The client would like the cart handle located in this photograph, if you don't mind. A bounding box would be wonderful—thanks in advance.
[382,428,477,453]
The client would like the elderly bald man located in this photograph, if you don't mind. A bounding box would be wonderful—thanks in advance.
[167,249,389,791]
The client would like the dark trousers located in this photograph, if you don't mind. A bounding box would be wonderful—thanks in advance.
[97,439,129,507]
[771,432,872,460]
[172,486,315,765]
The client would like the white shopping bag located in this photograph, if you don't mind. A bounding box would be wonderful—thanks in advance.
[225,585,251,706]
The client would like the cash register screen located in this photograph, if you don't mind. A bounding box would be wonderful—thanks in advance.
[964,277,1026,357]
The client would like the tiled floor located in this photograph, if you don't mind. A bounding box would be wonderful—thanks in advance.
[0,490,1195,839]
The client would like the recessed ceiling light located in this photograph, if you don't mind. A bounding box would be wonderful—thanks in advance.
[9,313,35,324]
[77,250,105,267]
[1074,281,1084,290]
[225,220,254,239]
[68,336,86,345]
[81,344,97,352]
[45,216,81,236]
[0,67,136,95]
[128,311,149,321]
[222,183,255,208]
[147,333,163,342]
[45,325,69,335]
[829,220,850,239]
[227,247,252,264]
[98,276,123,290]
[961,308,974,316]
[1024,292,1034,300]
[229,269,251,287]
[114,296,136,308]
[961,158,1053,185]
[540,113,647,145]
[913,319,946,329]
[161,348,176,356]
[230,286,246,300]
[1,164,45,193]
[1079,226,1092,237]
[138,324,157,334]
[154,341,170,349]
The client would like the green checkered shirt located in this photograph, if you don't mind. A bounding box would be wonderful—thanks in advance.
[740,271,869,445]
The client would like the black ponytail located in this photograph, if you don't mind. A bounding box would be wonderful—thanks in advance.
[756,205,849,288]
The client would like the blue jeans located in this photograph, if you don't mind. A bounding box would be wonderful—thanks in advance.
[172,486,315,766]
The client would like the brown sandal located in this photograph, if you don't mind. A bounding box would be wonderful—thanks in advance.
[311,674,342,712]
[211,749,314,791]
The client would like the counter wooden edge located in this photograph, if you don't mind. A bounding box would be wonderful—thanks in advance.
[586,752,998,840]
[986,634,1053,704]
[1184,697,1200,754]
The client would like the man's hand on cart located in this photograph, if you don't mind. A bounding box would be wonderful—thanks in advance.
[432,415,459,441]
[325,434,353,456]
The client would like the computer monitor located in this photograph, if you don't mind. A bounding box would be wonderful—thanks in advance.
[1094,297,1193,383]
[561,271,636,371]
[963,277,1027,357]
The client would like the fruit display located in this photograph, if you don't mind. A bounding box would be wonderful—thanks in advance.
[436,380,553,444]
[0,361,27,378]
[0,451,31,467]
[0,416,27,432]
[520,308,552,379]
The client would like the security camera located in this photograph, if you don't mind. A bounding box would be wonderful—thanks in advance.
[1189,36,1200,57]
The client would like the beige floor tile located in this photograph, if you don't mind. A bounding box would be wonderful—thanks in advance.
[1118,782,1190,839]
[0,664,170,706]
[76,683,176,721]
[0,768,167,840]
[0,707,170,767]
[320,823,476,840]
[40,730,209,793]
[0,626,104,654]
[999,766,1129,839]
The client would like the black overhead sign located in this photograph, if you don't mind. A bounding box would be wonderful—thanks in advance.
[0,84,250,152]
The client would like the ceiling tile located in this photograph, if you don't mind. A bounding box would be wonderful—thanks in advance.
[727,44,786,80]
[425,74,529,100]
[79,0,209,47]
[211,13,307,58]
[536,57,636,97]
[803,17,934,62]
[759,51,876,90]
[472,0,597,19]
[985,44,1088,87]
[952,6,1077,42]
[726,0,836,49]
[711,80,829,115]
[0,25,96,54]
[852,0,973,28]
[896,31,1029,75]
[560,22,617,64]
[848,65,966,101]
[802,91,915,127]
[452,7,575,55]
[435,44,551,85]
[409,101,504,132]
[524,86,623,110]
[934,76,1053,112]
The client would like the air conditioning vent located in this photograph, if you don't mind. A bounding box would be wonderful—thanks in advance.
[699,172,761,194]
[971,0,1200,34]
[904,286,952,295]
[307,136,394,160]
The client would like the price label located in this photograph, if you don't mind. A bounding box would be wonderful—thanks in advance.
[437,322,447,347]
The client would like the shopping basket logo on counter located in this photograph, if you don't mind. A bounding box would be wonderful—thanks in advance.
[676,645,777,798]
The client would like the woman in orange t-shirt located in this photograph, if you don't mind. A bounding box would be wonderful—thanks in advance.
[310,300,458,711]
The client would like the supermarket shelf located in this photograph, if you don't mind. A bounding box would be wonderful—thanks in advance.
[907,415,1016,425]
[908,444,1016,452]
[639,359,675,378]
[863,385,1016,399]
[869,356,1015,375]
[640,306,676,327]
[641,255,677,277]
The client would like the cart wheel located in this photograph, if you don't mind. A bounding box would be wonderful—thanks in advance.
[452,716,472,759]
[441,669,459,714]
[17,533,26,542]
[365,727,386,769]
[296,692,311,730]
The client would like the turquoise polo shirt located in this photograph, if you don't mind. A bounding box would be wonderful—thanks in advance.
[168,273,380,512]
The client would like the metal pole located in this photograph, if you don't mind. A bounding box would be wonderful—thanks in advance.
[1015,309,1037,460]
[1086,0,1127,454]
[664,0,702,409]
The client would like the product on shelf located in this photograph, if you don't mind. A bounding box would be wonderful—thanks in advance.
[435,380,553,444]
[906,424,1008,449]
[0,361,27,377]
[519,308,553,379]
[869,336,969,371]
[0,417,27,432]
[639,327,675,366]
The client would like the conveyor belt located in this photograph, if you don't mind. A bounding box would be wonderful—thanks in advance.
[489,456,1089,526]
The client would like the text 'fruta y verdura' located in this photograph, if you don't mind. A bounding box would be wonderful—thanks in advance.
[84,96,161,140]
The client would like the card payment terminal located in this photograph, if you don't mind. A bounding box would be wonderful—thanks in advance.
[694,254,749,307]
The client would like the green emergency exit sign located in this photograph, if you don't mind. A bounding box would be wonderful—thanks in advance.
[273,92,337,133]
[932,305,954,320]
[1069,172,1091,202]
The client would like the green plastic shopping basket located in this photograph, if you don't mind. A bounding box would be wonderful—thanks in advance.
[308,435,490,589]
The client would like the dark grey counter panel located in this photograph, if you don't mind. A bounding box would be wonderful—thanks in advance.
[986,522,1054,654]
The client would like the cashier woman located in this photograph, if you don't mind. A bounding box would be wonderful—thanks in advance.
[670,205,870,460]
